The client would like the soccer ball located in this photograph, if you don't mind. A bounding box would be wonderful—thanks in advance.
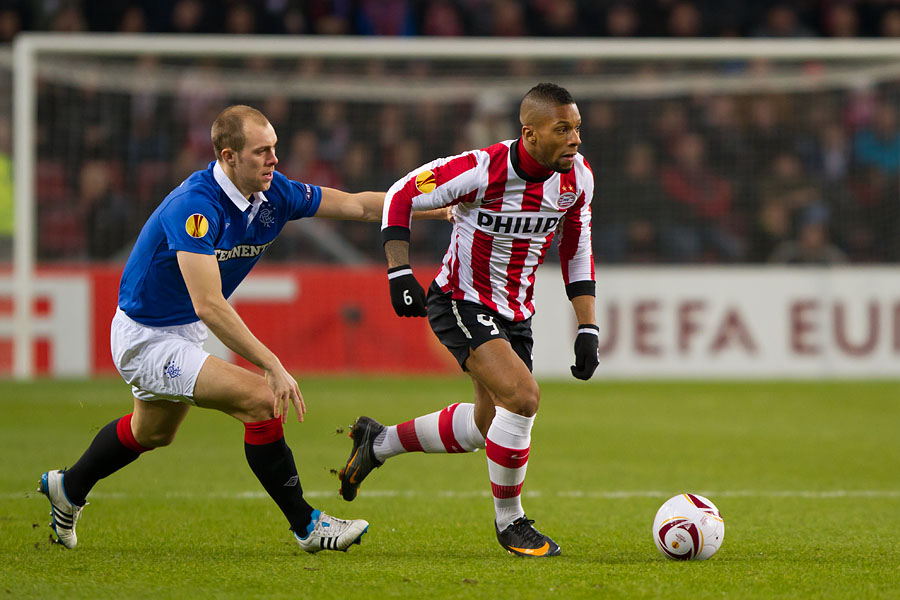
[652,493,724,561]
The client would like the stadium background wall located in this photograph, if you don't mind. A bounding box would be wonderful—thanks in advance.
[1,266,897,379]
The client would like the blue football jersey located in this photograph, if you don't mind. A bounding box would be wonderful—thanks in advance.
[118,161,321,326]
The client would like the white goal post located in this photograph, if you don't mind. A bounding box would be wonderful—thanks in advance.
[11,33,900,378]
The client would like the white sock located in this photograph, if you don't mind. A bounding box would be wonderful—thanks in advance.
[372,403,485,462]
[485,406,534,530]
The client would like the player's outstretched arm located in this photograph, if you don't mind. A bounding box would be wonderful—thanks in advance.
[315,187,451,222]
[315,188,386,222]
[176,251,306,423]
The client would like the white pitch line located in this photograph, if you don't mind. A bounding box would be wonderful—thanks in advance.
[7,489,900,501]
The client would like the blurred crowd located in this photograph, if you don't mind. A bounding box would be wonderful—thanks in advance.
[0,1,899,266]
[6,0,900,39]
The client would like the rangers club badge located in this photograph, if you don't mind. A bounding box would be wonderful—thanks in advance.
[416,170,436,194]
[185,213,209,238]
[258,206,275,228]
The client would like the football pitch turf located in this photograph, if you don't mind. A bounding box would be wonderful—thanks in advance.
[1,377,898,599]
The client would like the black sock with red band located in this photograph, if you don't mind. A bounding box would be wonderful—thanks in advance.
[244,418,314,533]
[64,413,152,506]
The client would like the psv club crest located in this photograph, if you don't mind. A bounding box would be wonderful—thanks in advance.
[558,184,578,209]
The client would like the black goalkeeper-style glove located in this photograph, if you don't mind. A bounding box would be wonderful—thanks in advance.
[387,265,427,317]
[571,324,600,380]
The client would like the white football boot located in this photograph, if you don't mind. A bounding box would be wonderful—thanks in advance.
[38,470,86,549]
[293,510,369,553]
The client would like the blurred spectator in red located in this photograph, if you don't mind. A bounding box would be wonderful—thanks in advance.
[660,132,742,262]
[422,0,464,36]
[355,0,416,36]
[308,0,352,35]
[595,141,664,263]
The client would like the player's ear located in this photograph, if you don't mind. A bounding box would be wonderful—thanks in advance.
[221,147,237,166]
[522,124,536,144]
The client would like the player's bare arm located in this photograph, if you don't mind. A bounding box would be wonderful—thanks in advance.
[315,188,386,221]
[570,294,596,327]
[315,187,450,222]
[384,239,411,269]
[176,250,305,423]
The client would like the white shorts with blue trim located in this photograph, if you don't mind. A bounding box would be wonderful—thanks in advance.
[110,307,211,404]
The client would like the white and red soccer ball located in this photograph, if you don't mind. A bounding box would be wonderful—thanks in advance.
[652,493,725,561]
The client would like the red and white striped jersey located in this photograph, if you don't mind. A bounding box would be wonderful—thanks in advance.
[382,139,595,322]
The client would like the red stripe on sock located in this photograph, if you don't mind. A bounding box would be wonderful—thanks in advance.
[438,403,465,453]
[243,417,284,445]
[116,413,152,454]
[491,482,524,499]
[397,420,423,452]
[485,439,530,469]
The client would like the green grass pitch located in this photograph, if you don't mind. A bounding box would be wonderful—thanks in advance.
[1,377,899,599]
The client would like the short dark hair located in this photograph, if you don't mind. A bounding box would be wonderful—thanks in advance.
[211,105,270,160]
[523,83,574,107]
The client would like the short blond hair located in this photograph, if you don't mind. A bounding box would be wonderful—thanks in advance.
[211,105,270,160]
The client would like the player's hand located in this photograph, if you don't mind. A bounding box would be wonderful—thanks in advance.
[571,324,600,380]
[265,362,306,424]
[388,265,427,317]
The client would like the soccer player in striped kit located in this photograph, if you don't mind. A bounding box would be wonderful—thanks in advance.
[340,83,600,556]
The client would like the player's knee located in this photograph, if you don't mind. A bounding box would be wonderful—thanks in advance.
[242,384,277,422]
[135,429,177,448]
[499,378,540,417]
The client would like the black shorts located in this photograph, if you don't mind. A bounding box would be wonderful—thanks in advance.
[426,282,534,372]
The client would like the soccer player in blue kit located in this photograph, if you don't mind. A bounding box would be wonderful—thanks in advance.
[38,105,394,553]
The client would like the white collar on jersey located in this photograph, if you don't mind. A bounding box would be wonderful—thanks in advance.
[213,161,269,227]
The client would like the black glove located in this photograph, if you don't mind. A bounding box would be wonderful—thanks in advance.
[571,324,600,380]
[387,265,427,317]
